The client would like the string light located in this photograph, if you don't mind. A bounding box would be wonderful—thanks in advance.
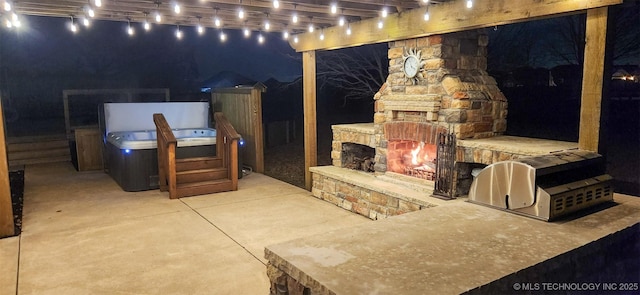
[346,23,351,35]
[264,14,270,31]
[292,5,298,23]
[10,12,20,28]
[4,1,11,12]
[69,16,78,33]
[219,30,226,41]
[82,16,90,27]
[424,6,430,21]
[377,19,383,29]
[466,0,473,8]
[87,8,95,18]
[258,33,264,44]
[214,9,221,27]
[308,17,314,33]
[293,36,299,43]
[5,19,11,29]
[282,30,289,40]
[381,7,388,18]
[422,0,429,3]
[127,19,134,35]
[330,3,338,14]
[319,29,324,40]
[175,25,183,39]
[143,13,151,31]
[243,25,250,37]
[273,0,279,9]
[338,15,345,27]
[174,3,181,14]
[155,11,162,22]
[94,0,102,8]
[238,7,244,19]
[197,17,204,35]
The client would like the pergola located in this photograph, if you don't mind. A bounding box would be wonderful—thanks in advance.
[0,0,624,237]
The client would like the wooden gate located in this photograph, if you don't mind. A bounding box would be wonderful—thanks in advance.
[434,132,456,199]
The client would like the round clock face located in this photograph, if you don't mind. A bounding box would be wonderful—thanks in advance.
[403,55,419,79]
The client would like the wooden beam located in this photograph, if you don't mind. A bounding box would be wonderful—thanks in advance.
[289,0,623,52]
[579,7,610,152]
[0,98,15,238]
[303,51,317,191]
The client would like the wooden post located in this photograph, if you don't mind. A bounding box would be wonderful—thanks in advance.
[303,51,317,191]
[579,7,609,152]
[0,98,15,237]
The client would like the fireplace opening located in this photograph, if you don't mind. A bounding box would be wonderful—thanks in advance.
[387,140,437,181]
[342,143,375,172]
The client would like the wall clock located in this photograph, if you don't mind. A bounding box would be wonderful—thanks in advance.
[403,48,424,85]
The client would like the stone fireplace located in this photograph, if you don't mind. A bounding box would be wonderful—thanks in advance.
[312,30,519,220]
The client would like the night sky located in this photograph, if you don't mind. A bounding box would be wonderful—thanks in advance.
[1,15,302,85]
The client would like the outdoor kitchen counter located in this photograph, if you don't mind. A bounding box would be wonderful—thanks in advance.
[457,135,578,156]
[265,194,640,295]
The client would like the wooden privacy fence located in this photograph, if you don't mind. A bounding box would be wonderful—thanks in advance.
[153,112,240,199]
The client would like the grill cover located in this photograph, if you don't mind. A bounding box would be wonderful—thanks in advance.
[468,150,613,221]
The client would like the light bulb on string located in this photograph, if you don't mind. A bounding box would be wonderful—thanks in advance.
[293,36,299,43]
[82,17,90,27]
[424,7,430,21]
[176,25,183,39]
[381,7,388,18]
[87,8,95,18]
[214,9,221,27]
[174,3,181,14]
[466,0,473,8]
[5,19,12,28]
[330,3,337,14]
[346,24,351,35]
[258,33,264,44]
[127,19,134,36]
[238,8,244,19]
[283,30,289,40]
[220,30,226,41]
[319,29,324,40]
[4,1,11,12]
[69,16,78,33]
[308,17,314,33]
[264,14,270,31]
[273,0,279,9]
[243,27,250,37]
[155,12,162,22]
[197,17,204,35]
[377,19,383,29]
[143,13,150,31]
[338,16,345,27]
[12,14,20,28]
[94,0,102,8]
[292,5,298,23]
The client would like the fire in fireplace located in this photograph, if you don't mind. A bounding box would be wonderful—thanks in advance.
[387,140,437,181]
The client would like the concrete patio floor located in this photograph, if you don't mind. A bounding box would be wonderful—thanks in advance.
[0,162,371,295]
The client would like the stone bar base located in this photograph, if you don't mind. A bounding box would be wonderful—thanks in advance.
[310,166,449,220]
[265,194,640,295]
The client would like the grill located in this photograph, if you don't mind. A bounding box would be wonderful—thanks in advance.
[468,150,613,221]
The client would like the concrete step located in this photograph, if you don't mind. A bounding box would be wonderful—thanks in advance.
[176,178,234,198]
[176,167,228,184]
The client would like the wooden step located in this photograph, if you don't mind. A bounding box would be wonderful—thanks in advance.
[7,139,69,153]
[175,178,234,199]
[176,156,223,171]
[9,156,71,166]
[8,147,70,161]
[176,167,228,184]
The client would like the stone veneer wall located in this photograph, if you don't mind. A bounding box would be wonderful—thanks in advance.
[373,30,508,174]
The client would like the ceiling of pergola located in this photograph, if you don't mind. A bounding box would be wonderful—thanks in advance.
[9,0,454,34]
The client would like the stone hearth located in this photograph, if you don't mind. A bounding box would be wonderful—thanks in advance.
[311,30,576,220]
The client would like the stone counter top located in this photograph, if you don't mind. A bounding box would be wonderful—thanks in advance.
[265,194,640,295]
[331,123,375,134]
[458,136,578,155]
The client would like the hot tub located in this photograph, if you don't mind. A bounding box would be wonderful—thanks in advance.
[106,128,217,192]
[103,102,216,192]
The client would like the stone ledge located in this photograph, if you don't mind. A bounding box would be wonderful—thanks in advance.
[310,166,451,213]
[331,123,375,134]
